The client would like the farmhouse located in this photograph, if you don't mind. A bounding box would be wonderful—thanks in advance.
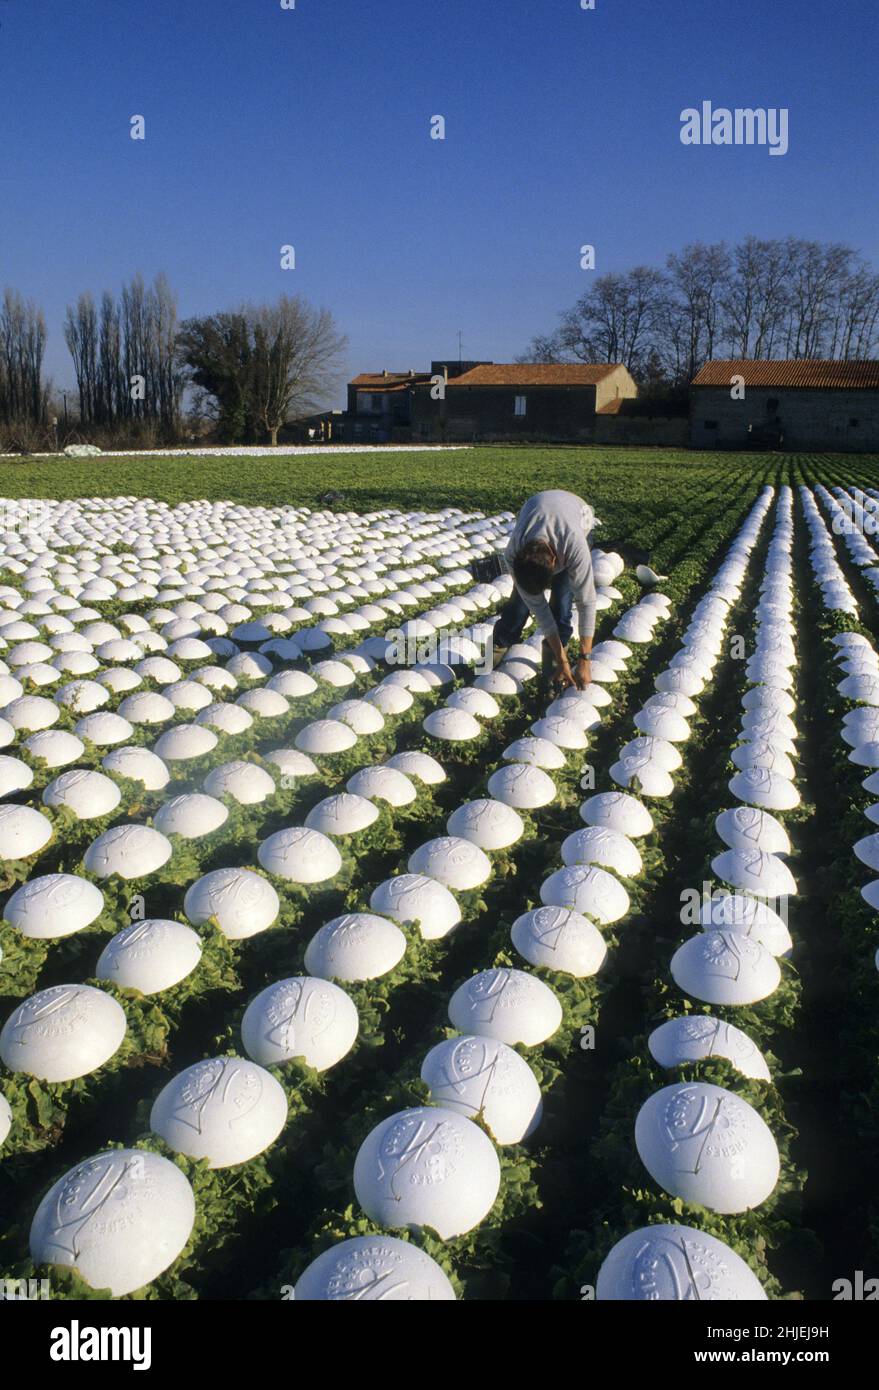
[341,362,492,443]
[344,369,435,443]
[412,362,638,442]
[691,359,879,452]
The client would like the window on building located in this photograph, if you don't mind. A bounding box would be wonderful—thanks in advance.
[514,395,527,417]
[767,398,780,414]
[704,419,719,430]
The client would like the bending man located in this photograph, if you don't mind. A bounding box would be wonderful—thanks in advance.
[493,489,597,689]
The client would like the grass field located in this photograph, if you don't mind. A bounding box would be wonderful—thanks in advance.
[2,446,879,516]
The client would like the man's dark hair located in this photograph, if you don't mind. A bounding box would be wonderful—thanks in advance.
[512,539,555,594]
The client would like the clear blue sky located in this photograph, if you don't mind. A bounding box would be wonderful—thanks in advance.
[1,0,876,405]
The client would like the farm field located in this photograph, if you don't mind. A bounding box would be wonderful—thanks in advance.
[0,448,878,1302]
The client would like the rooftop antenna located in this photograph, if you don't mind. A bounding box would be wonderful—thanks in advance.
[457,329,464,363]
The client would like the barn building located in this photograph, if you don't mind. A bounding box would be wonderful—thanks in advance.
[412,362,638,442]
[691,360,879,452]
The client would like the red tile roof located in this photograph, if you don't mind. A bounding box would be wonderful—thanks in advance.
[692,359,879,389]
[350,372,433,393]
[446,363,623,388]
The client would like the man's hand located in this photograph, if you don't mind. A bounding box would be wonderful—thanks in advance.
[575,656,591,689]
[555,657,575,688]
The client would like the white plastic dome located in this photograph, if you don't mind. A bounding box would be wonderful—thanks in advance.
[3,873,104,939]
[305,793,380,836]
[153,792,229,839]
[184,866,280,938]
[311,659,356,688]
[153,723,218,762]
[42,768,121,820]
[386,750,446,784]
[422,707,482,742]
[96,919,203,995]
[711,848,796,898]
[487,762,557,809]
[610,756,675,798]
[580,791,654,838]
[102,745,170,789]
[633,706,690,742]
[596,1224,768,1300]
[635,1083,780,1214]
[258,826,343,881]
[304,912,407,982]
[294,1236,455,1301]
[561,825,642,877]
[266,747,319,779]
[0,755,34,797]
[204,760,276,805]
[347,764,417,807]
[3,695,60,731]
[729,766,799,811]
[648,1015,771,1081]
[715,806,791,856]
[353,1107,500,1239]
[75,711,134,746]
[540,864,630,924]
[501,736,567,770]
[531,715,588,750]
[699,893,792,955]
[446,687,500,720]
[511,905,607,977]
[295,719,358,755]
[407,835,492,890]
[447,798,524,850]
[150,1056,288,1168]
[369,873,461,940]
[84,823,172,879]
[671,930,781,1004]
[0,983,126,1081]
[448,967,562,1045]
[236,688,290,718]
[618,735,682,772]
[0,804,53,859]
[329,699,385,736]
[421,1034,542,1144]
[117,691,176,725]
[24,729,86,767]
[29,1149,195,1297]
[473,670,520,698]
[266,668,317,698]
[241,976,359,1071]
[197,702,254,735]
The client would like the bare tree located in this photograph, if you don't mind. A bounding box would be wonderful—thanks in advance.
[178,295,346,445]
[665,242,732,381]
[64,293,99,423]
[557,268,666,374]
[515,333,566,364]
[249,297,346,445]
[65,273,183,437]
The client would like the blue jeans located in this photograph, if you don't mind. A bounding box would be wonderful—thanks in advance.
[493,571,573,649]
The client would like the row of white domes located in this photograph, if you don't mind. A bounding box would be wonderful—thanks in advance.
[593,491,782,1298]
[801,489,879,965]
